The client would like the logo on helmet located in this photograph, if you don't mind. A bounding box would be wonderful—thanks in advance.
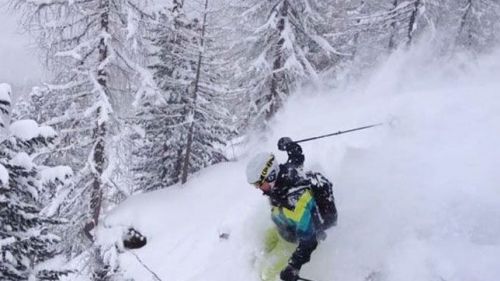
[258,155,275,185]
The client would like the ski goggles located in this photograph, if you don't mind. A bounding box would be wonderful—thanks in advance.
[253,168,277,188]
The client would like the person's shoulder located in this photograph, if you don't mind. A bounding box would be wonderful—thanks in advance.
[275,163,293,186]
[275,164,287,184]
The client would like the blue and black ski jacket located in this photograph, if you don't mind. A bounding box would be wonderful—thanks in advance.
[267,142,323,270]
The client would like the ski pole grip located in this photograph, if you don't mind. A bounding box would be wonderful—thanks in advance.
[278,137,294,151]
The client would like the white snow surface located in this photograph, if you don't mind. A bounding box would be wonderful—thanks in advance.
[9,119,57,141]
[102,44,500,281]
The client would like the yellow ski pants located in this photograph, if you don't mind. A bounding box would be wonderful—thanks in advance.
[260,228,297,281]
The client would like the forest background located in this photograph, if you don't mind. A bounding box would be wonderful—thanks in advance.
[1,0,499,280]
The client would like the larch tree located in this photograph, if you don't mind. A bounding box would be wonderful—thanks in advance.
[455,0,500,52]
[358,0,426,50]
[178,0,232,184]
[231,0,341,128]
[14,0,155,278]
[132,1,195,191]
[134,0,233,189]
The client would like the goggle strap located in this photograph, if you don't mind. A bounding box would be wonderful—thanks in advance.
[257,155,275,185]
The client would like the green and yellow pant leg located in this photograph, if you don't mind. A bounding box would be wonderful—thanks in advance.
[260,228,297,281]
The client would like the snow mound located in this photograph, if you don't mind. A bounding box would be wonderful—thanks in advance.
[102,45,500,281]
[101,162,263,281]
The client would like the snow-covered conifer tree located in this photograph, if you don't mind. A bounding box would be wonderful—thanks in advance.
[134,0,233,188]
[0,83,70,281]
[455,0,500,52]
[355,0,426,50]
[231,0,341,127]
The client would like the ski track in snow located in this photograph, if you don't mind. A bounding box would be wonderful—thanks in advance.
[101,44,500,281]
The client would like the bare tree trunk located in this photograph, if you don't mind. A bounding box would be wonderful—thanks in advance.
[457,0,473,47]
[268,0,289,120]
[388,0,399,50]
[90,0,110,279]
[352,0,365,58]
[406,0,421,46]
[181,0,208,184]
[90,114,106,231]
[86,0,109,238]
[173,147,184,183]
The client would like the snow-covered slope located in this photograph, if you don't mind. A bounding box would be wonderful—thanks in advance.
[101,45,500,281]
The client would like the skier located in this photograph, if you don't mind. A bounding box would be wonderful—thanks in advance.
[246,137,337,281]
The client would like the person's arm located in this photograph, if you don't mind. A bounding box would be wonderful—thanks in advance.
[289,235,318,269]
[278,137,304,167]
[280,236,318,281]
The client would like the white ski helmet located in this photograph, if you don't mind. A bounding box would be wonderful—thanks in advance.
[246,152,278,185]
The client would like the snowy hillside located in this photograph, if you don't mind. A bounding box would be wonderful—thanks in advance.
[100,45,500,281]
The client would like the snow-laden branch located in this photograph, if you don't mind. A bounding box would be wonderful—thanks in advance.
[348,0,417,23]
[0,164,8,187]
[10,119,57,141]
[26,0,68,7]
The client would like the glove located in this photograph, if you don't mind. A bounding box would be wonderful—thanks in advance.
[280,265,299,281]
[278,137,294,151]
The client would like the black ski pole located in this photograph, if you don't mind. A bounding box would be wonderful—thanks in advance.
[129,250,163,281]
[295,123,384,144]
[298,277,317,281]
